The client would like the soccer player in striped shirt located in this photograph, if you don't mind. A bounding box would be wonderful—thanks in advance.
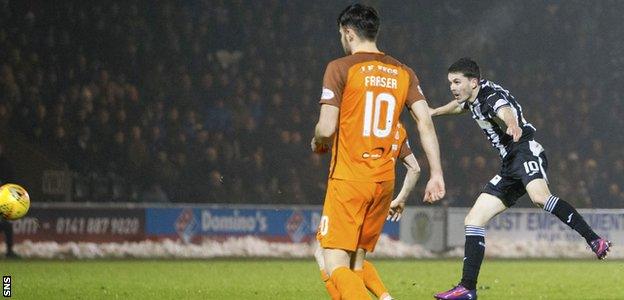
[431,58,611,300]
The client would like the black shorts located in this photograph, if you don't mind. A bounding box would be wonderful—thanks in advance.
[483,140,549,207]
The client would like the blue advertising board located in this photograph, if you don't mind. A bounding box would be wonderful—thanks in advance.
[145,206,399,243]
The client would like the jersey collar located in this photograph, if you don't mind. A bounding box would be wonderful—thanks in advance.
[353,51,385,55]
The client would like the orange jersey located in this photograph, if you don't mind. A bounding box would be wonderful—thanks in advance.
[392,123,413,161]
[319,52,425,182]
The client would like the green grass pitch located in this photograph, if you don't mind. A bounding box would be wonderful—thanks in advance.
[2,259,623,299]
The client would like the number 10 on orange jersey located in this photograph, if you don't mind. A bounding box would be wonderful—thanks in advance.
[362,91,396,138]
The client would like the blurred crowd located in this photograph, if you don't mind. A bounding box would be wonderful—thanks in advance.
[0,0,622,207]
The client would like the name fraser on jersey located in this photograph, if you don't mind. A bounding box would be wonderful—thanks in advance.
[365,76,398,89]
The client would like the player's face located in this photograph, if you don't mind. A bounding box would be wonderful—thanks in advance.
[448,72,477,103]
[339,27,352,55]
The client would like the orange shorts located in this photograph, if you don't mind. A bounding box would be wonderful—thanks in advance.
[317,178,394,252]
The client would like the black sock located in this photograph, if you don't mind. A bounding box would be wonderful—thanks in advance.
[460,225,485,290]
[543,195,599,244]
[1,220,13,253]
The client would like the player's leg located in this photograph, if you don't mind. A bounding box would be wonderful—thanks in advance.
[351,248,366,286]
[525,178,611,259]
[323,248,369,299]
[461,193,507,290]
[519,141,611,258]
[318,179,372,299]
[313,242,340,300]
[0,219,16,257]
[350,249,391,300]
[357,180,395,299]
[435,191,509,300]
[362,260,391,300]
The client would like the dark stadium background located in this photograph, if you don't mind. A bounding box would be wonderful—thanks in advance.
[1,3,623,299]
[0,0,622,209]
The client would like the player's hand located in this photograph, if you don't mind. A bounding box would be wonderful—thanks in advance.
[506,125,522,142]
[310,137,329,154]
[387,198,406,222]
[423,175,445,203]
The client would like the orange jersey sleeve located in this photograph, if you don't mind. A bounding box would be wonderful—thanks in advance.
[319,61,345,107]
[319,53,424,182]
[392,124,412,160]
[399,137,412,160]
[405,67,426,106]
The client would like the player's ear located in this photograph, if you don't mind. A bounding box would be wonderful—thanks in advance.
[471,77,479,89]
[345,27,356,42]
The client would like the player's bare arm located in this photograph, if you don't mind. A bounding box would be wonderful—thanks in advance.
[311,104,339,153]
[409,100,445,203]
[430,99,466,117]
[496,106,521,142]
[387,154,420,222]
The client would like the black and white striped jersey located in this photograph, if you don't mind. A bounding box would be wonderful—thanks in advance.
[462,79,536,159]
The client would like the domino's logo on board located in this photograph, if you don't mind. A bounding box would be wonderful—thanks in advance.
[286,210,307,243]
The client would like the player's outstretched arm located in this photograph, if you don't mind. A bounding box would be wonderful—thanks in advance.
[429,99,465,117]
[388,154,420,222]
[311,104,339,153]
[409,100,445,203]
[496,106,521,142]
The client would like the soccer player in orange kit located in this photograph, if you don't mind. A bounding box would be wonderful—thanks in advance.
[311,4,445,299]
[314,123,421,300]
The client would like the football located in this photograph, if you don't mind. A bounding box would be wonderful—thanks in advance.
[0,183,31,220]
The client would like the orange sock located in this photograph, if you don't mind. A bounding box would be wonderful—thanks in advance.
[320,269,341,300]
[362,260,389,299]
[354,269,364,279]
[330,266,371,300]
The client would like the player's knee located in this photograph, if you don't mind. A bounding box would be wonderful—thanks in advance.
[323,248,351,275]
[526,179,551,207]
[464,211,486,227]
[528,192,550,207]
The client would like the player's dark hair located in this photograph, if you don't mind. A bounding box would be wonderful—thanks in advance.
[337,4,380,41]
[448,57,481,79]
